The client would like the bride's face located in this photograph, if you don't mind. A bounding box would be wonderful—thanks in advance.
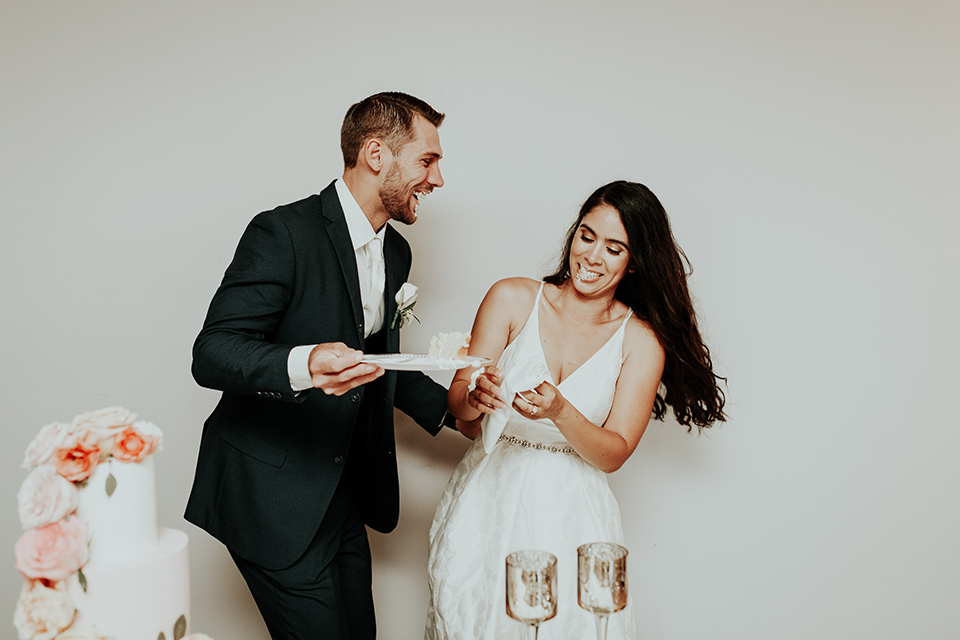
[568,205,632,297]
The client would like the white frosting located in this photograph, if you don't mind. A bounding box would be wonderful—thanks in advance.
[67,528,190,640]
[77,457,159,562]
[69,453,191,640]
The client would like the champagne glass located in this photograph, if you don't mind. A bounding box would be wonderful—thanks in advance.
[505,550,558,639]
[577,542,628,640]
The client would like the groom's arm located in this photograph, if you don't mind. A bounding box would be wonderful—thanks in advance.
[394,371,449,435]
[192,211,301,399]
[193,211,379,400]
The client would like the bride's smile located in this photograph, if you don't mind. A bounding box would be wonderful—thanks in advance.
[569,204,632,295]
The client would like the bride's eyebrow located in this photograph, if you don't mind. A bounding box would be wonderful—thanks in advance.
[580,223,628,249]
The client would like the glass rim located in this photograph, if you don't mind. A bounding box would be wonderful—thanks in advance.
[505,549,558,568]
[577,541,628,558]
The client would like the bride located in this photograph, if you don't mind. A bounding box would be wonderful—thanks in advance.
[425,181,726,639]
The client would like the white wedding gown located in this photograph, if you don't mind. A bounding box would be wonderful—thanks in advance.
[425,284,636,640]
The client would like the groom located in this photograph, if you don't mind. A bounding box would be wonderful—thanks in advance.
[185,92,457,639]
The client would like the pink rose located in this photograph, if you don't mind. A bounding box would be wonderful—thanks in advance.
[70,406,138,435]
[53,440,101,483]
[69,406,138,453]
[23,423,70,468]
[13,579,76,640]
[17,466,79,529]
[111,421,162,462]
[14,516,89,582]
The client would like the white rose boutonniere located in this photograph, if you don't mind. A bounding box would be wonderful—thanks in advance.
[391,283,419,330]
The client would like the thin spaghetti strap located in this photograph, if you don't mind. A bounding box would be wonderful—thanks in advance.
[528,282,545,325]
[617,308,633,333]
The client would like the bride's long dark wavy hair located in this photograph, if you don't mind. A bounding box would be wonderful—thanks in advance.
[544,181,726,431]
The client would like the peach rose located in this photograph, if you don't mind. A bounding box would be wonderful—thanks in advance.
[111,421,163,462]
[183,635,216,640]
[13,579,76,640]
[53,439,100,483]
[18,466,79,530]
[14,516,89,582]
[23,423,70,468]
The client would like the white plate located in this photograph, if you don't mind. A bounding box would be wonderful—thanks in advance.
[361,354,490,371]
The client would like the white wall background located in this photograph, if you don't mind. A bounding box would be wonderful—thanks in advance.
[3,1,957,638]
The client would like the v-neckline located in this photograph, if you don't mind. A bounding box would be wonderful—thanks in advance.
[535,294,629,387]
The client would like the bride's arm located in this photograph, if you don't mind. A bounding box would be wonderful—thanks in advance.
[515,320,665,472]
[447,278,536,421]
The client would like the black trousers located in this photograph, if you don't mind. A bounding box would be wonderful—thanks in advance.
[230,479,375,640]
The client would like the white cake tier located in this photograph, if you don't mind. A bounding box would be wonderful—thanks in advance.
[77,457,158,562]
[67,528,190,640]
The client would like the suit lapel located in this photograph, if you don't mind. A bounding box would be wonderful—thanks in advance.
[319,183,364,343]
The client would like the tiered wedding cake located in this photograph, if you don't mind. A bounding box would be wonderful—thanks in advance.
[67,456,191,640]
[15,407,193,640]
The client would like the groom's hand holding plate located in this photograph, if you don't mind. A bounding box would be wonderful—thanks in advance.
[309,342,385,396]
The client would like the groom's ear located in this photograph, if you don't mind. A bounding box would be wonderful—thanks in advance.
[361,138,391,174]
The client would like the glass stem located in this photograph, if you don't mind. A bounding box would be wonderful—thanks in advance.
[530,622,540,640]
[593,613,609,640]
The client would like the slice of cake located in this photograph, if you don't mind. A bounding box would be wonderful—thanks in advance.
[428,332,470,361]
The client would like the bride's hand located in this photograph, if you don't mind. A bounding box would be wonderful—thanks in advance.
[514,381,565,421]
[466,366,506,415]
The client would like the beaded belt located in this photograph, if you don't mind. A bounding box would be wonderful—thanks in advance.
[497,433,579,456]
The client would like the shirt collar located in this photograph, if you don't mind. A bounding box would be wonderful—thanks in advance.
[335,177,386,251]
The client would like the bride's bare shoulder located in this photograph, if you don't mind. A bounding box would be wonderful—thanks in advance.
[476,278,540,328]
[484,277,540,306]
[623,315,665,366]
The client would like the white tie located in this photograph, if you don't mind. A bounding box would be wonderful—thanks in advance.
[362,237,385,337]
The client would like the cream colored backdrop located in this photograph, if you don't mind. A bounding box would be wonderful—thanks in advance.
[3,1,958,638]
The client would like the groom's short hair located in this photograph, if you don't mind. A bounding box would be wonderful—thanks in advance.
[340,92,445,168]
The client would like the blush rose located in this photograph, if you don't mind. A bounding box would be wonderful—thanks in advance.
[70,406,137,436]
[22,423,69,468]
[17,466,79,530]
[13,579,75,640]
[70,406,138,455]
[14,516,89,582]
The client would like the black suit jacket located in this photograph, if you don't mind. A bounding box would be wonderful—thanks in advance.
[185,182,447,570]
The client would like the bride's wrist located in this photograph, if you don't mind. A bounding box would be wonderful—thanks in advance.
[552,397,576,425]
[461,386,483,421]
[451,381,482,421]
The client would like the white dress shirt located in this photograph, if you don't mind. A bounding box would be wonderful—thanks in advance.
[287,179,387,391]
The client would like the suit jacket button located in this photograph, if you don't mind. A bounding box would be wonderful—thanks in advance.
[351,392,361,404]
[334,455,344,465]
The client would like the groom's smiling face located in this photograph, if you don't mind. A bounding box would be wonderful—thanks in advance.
[378,115,444,225]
